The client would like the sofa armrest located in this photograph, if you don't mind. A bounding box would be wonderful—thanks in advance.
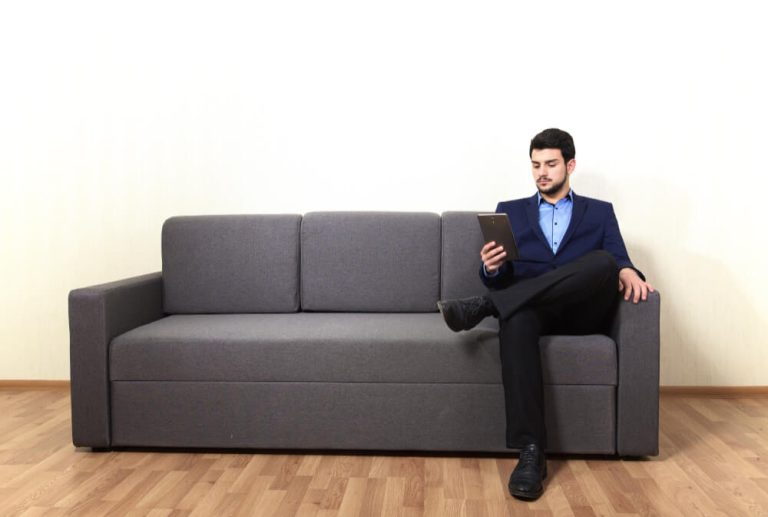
[609,290,661,457]
[68,272,164,448]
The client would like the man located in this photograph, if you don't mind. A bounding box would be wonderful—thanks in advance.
[437,128,653,501]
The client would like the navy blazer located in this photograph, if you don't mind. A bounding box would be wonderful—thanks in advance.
[479,193,642,290]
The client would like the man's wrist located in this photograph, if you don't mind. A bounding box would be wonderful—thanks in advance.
[483,264,500,278]
[619,267,637,277]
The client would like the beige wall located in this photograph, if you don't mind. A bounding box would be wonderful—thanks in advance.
[1,1,766,384]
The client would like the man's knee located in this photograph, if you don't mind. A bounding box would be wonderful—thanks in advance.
[583,250,618,277]
[588,249,616,266]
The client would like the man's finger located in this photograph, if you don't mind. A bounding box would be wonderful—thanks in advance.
[632,282,641,303]
[624,283,632,301]
[489,246,505,258]
[641,282,648,301]
[481,245,504,260]
[647,283,655,293]
[486,251,507,267]
[618,280,624,292]
[483,250,505,265]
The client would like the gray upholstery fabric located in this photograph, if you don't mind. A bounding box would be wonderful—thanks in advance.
[544,385,615,453]
[162,215,301,314]
[539,335,617,385]
[610,291,661,456]
[111,313,617,386]
[440,211,488,300]
[111,381,615,454]
[300,212,441,312]
[68,272,164,447]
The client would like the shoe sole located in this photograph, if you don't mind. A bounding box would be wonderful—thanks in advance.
[436,301,462,333]
[509,487,543,500]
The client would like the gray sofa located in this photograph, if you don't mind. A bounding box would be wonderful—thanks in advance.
[69,212,660,456]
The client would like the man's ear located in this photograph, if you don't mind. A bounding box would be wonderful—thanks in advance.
[566,159,576,174]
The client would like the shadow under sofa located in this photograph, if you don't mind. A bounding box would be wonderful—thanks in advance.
[69,211,660,457]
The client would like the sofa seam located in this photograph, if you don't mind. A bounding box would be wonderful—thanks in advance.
[109,380,618,386]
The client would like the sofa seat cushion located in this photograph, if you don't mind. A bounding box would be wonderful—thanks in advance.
[110,314,617,385]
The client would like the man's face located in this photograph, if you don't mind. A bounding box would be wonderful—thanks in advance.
[531,148,575,198]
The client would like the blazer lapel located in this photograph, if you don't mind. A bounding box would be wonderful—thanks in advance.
[556,192,587,254]
[525,194,553,254]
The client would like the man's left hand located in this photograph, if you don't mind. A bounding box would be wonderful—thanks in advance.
[618,268,654,304]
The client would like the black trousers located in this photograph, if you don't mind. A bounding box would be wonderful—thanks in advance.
[486,250,620,449]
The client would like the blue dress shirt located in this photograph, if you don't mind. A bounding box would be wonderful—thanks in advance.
[484,190,574,277]
[537,189,573,254]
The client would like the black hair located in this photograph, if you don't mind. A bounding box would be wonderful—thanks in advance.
[529,128,575,163]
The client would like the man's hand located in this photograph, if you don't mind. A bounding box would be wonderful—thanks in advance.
[618,267,654,303]
[481,241,507,273]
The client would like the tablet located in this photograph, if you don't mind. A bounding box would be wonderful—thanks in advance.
[477,213,520,260]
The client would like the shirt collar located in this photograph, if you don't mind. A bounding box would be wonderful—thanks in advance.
[537,189,574,206]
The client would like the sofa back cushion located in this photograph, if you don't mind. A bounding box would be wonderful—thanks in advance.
[162,215,301,313]
[441,211,488,300]
[301,212,441,312]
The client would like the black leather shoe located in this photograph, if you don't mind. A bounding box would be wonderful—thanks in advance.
[508,443,547,500]
[436,296,497,332]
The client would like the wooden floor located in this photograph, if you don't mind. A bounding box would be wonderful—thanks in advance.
[1,388,767,516]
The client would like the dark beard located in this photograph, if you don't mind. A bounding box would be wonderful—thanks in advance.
[537,176,568,198]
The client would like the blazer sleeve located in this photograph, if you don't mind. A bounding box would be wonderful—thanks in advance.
[603,204,645,281]
[478,260,515,290]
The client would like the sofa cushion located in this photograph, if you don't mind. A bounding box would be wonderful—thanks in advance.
[162,215,301,314]
[441,211,488,300]
[110,314,617,385]
[300,212,441,312]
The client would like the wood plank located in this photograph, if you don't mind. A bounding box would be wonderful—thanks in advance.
[661,386,768,396]
[1,387,768,516]
[0,381,70,389]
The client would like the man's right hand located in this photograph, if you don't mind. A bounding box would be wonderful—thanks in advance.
[481,241,507,273]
